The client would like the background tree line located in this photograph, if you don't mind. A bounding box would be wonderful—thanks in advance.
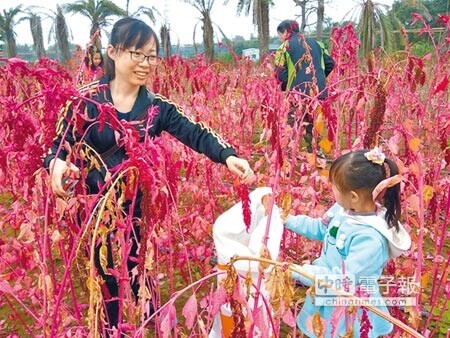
[0,0,449,64]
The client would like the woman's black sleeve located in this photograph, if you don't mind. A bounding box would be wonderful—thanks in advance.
[150,97,237,164]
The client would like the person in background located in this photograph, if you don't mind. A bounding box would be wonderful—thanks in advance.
[79,44,104,84]
[283,147,411,337]
[44,17,254,336]
[274,19,334,152]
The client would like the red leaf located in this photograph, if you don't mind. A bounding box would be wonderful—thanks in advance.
[433,75,449,95]
[182,294,198,329]
[438,14,450,25]
[160,304,177,338]
[253,306,270,337]
[410,12,424,26]
[209,286,227,316]
[282,308,297,327]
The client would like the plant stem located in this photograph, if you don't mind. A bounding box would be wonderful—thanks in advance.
[231,255,426,338]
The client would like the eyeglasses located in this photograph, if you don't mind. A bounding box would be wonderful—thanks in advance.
[126,50,159,65]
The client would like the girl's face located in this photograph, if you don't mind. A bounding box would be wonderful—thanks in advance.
[92,52,102,67]
[109,38,158,86]
[331,184,353,210]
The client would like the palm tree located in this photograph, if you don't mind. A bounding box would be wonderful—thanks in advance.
[182,0,216,62]
[316,0,325,39]
[224,0,272,59]
[292,0,327,39]
[160,24,172,59]
[55,5,71,62]
[44,5,72,62]
[62,0,127,50]
[129,5,159,24]
[291,0,309,32]
[125,0,132,15]
[0,6,26,58]
[357,0,393,58]
[29,13,46,59]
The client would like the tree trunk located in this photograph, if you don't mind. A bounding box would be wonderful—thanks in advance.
[30,15,46,59]
[160,24,172,60]
[316,0,324,40]
[203,12,214,62]
[6,29,17,57]
[360,0,376,58]
[56,5,71,63]
[256,0,270,59]
[293,0,307,32]
[90,23,102,51]
[301,1,307,32]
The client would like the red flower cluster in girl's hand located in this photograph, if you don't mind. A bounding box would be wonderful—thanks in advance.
[234,180,251,232]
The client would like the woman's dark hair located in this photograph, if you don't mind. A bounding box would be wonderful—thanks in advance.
[84,45,103,70]
[277,19,300,35]
[104,17,160,79]
[329,150,401,231]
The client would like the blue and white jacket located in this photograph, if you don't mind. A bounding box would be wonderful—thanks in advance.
[286,203,411,338]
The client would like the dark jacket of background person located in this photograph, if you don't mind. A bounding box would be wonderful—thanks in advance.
[274,26,335,99]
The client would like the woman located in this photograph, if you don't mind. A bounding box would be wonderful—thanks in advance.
[44,17,254,335]
[274,19,334,152]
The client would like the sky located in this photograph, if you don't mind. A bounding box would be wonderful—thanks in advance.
[1,0,394,48]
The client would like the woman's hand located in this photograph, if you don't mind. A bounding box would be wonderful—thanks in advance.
[49,157,80,198]
[225,156,255,185]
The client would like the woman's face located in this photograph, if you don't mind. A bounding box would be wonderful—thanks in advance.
[278,30,288,42]
[109,38,158,86]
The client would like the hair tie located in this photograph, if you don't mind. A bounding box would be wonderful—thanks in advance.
[372,175,402,201]
[383,161,391,179]
[364,146,385,165]
[364,146,390,177]
[365,146,401,200]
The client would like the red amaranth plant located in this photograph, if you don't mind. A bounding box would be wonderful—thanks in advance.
[363,79,386,148]
[1,15,450,336]
[234,181,251,232]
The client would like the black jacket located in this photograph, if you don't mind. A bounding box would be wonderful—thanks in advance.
[44,75,236,194]
[275,34,334,99]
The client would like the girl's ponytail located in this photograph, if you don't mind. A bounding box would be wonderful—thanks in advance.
[383,158,401,231]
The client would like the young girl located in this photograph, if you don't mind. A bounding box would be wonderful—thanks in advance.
[285,148,411,337]
[80,45,104,84]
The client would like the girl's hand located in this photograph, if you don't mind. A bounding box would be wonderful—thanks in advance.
[225,156,255,185]
[49,157,80,198]
[280,193,292,224]
[281,211,290,224]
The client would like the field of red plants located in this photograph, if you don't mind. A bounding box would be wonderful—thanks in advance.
[0,19,449,338]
